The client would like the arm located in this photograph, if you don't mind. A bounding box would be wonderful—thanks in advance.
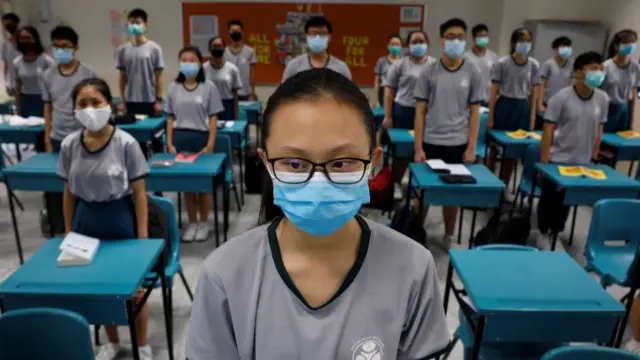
[155,70,165,100]
[467,104,480,160]
[383,87,396,124]
[537,79,546,111]
[373,75,381,106]
[540,121,555,163]
[44,103,53,151]
[413,65,431,160]
[166,115,176,153]
[14,79,21,115]
[206,115,218,152]
[249,49,257,100]
[593,125,604,162]
[414,101,427,149]
[488,61,502,129]
[628,88,637,130]
[529,87,538,130]
[131,179,148,239]
[118,71,127,105]
[383,62,401,126]
[62,185,76,233]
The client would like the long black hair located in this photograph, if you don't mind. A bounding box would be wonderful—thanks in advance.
[175,46,206,83]
[258,68,376,225]
[17,26,44,55]
[510,27,532,54]
[607,29,638,59]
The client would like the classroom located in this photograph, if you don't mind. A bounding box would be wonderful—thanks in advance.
[1,0,640,359]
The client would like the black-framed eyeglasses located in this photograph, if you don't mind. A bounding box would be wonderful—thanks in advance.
[267,157,371,184]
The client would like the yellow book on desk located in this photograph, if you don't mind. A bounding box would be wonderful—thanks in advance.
[558,166,607,180]
[407,130,415,137]
[617,130,640,139]
[506,129,540,140]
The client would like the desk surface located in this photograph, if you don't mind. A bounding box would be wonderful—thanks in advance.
[536,163,640,189]
[372,106,384,117]
[149,153,226,177]
[239,101,262,112]
[219,120,247,134]
[601,133,640,149]
[449,249,624,315]
[489,130,541,146]
[409,163,505,190]
[387,128,414,144]
[2,153,57,175]
[0,239,163,299]
[117,116,166,132]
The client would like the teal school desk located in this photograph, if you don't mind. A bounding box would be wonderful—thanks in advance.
[600,133,640,176]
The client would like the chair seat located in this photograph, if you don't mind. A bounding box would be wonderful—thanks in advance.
[476,143,487,159]
[518,179,541,197]
[241,139,247,149]
[226,168,234,183]
[588,252,636,287]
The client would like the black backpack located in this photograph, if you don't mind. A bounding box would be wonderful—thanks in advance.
[245,150,265,194]
[473,210,531,247]
[147,196,169,264]
[390,205,426,245]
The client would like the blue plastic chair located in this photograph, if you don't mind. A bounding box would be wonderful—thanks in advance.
[0,308,94,360]
[214,133,242,212]
[476,113,488,160]
[511,143,541,212]
[542,345,640,359]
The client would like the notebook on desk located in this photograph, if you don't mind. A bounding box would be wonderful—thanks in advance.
[426,160,475,183]
[175,152,199,163]
[506,129,540,140]
[617,130,640,139]
[57,232,100,267]
[558,166,607,180]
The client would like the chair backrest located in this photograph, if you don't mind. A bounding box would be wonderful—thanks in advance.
[0,308,94,360]
[478,113,488,145]
[586,199,640,261]
[522,143,541,182]
[149,195,181,270]
[542,345,640,359]
[214,133,233,167]
[476,244,538,252]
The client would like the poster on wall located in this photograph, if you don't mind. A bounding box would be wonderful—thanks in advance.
[190,15,219,55]
[109,9,128,59]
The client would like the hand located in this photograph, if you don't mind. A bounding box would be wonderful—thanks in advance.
[153,102,163,116]
[200,144,213,154]
[382,117,393,128]
[118,103,126,115]
[537,105,545,113]
[464,148,476,163]
[167,144,177,154]
[44,139,52,153]
[414,148,426,163]
[487,117,494,130]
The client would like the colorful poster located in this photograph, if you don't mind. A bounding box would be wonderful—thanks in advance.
[110,9,128,59]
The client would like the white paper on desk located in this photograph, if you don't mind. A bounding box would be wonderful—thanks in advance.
[447,164,472,176]
[425,159,448,171]
[225,121,233,128]
[59,232,100,261]
[238,101,256,106]
[480,106,489,114]
[7,115,44,127]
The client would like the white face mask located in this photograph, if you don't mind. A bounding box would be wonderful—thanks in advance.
[75,106,112,132]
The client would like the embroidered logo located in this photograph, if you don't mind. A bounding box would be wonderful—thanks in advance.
[352,337,384,360]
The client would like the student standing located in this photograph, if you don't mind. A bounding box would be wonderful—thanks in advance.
[13,26,54,117]
[204,36,242,120]
[224,20,257,101]
[414,18,482,245]
[281,16,351,82]
[185,68,449,360]
[1,13,20,96]
[488,27,540,187]
[464,24,498,106]
[166,46,224,242]
[538,37,573,118]
[116,8,165,117]
[625,297,640,354]
[373,34,402,107]
[600,30,640,133]
[537,52,608,248]
[57,78,152,360]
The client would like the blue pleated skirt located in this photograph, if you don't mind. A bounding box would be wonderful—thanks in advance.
[219,99,236,120]
[393,103,415,129]
[19,93,44,117]
[72,196,136,240]
[173,129,209,154]
[494,96,530,131]
[604,102,629,133]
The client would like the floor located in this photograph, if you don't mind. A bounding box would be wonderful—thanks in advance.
[0,170,634,359]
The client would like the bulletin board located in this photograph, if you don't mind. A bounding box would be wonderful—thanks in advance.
[182,2,424,85]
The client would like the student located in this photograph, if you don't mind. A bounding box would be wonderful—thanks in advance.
[116,8,165,117]
[203,36,242,120]
[42,25,97,153]
[625,297,640,353]
[414,18,482,245]
[488,27,540,187]
[600,29,640,133]
[13,26,54,117]
[1,13,20,95]
[224,20,257,101]
[538,37,573,117]
[537,52,608,248]
[464,24,498,107]
[166,46,224,242]
[281,16,351,82]
[373,34,402,107]
[185,68,449,359]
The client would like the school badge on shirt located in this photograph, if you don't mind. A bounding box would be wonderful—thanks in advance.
[195,95,203,103]
[352,337,384,360]
[594,106,601,117]
[461,78,469,88]
[107,164,128,190]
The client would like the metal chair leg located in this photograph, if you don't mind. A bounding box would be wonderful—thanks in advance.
[9,190,24,212]
[232,184,242,212]
[94,325,101,346]
[179,269,194,301]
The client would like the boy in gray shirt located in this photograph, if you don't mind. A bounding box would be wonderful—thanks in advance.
[464,23,498,106]
[537,52,609,248]
[224,19,257,101]
[1,13,20,95]
[538,36,574,113]
[282,16,351,82]
[116,8,165,117]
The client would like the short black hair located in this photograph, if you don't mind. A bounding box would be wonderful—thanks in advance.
[471,24,489,37]
[17,26,45,55]
[72,78,113,107]
[406,30,428,44]
[128,8,148,22]
[228,20,243,29]
[388,33,401,42]
[304,16,332,34]
[2,13,20,23]
[440,18,467,36]
[552,36,572,49]
[50,25,79,46]
[208,36,225,49]
[176,46,206,84]
[573,51,604,72]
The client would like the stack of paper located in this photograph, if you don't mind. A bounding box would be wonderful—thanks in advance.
[617,130,640,139]
[6,115,45,127]
[426,159,472,175]
[57,232,100,267]
[506,129,541,140]
[135,114,148,121]
[558,166,607,180]
[175,152,199,163]
[480,106,489,114]
[216,120,234,128]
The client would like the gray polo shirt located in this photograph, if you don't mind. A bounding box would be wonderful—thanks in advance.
[41,63,98,141]
[282,54,352,82]
[374,56,394,82]
[415,59,483,146]
[465,49,498,103]
[203,61,242,100]
[545,86,609,164]
[166,80,224,131]
[185,217,450,360]
[601,59,640,105]
[12,53,55,94]
[224,45,257,97]
[1,41,20,89]
[540,58,574,105]
[116,40,165,103]
[57,128,149,202]
[385,56,436,107]
[491,56,541,99]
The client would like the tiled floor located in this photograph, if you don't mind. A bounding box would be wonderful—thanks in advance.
[0,179,633,359]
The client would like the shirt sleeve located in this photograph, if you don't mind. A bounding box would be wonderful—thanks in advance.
[164,84,175,115]
[11,59,19,82]
[281,62,294,83]
[341,63,352,80]
[539,61,551,80]
[42,54,55,71]
[531,60,541,86]
[469,64,484,105]
[544,92,563,123]
[153,44,165,70]
[490,60,502,84]
[208,82,224,116]
[232,68,243,91]
[116,46,126,71]
[413,64,430,102]
[248,47,257,65]
[385,61,401,88]
[398,252,450,360]
[40,74,51,102]
[57,140,71,181]
[185,270,242,360]
[600,93,610,124]
[125,139,150,181]
[374,58,384,75]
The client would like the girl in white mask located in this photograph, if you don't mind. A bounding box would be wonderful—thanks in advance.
[57,78,153,360]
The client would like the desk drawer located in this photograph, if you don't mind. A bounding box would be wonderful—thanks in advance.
[422,188,502,208]
[2,296,129,325]
[5,174,63,192]
[563,188,639,206]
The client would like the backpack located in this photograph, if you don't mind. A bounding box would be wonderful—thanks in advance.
[147,196,170,264]
[245,150,265,194]
[390,205,426,245]
[472,210,531,247]
[367,166,393,211]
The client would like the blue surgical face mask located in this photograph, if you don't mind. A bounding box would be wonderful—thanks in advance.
[444,39,466,58]
[306,35,329,53]
[179,62,200,77]
[558,46,572,59]
[619,43,637,56]
[409,43,427,57]
[585,70,606,89]
[475,36,489,48]
[272,171,371,236]
[127,24,144,36]
[515,41,532,55]
[53,47,74,64]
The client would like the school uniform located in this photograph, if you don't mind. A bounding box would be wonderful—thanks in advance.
[384,56,435,129]
[185,216,449,359]
[537,86,609,233]
[12,53,55,117]
[116,40,165,116]
[203,61,242,120]
[281,54,352,82]
[57,128,149,239]
[540,58,573,106]
[491,56,540,130]
[464,49,498,106]
[374,56,394,105]
[600,59,640,133]
[1,41,20,94]
[166,80,224,153]
[414,59,483,162]
[224,45,257,100]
